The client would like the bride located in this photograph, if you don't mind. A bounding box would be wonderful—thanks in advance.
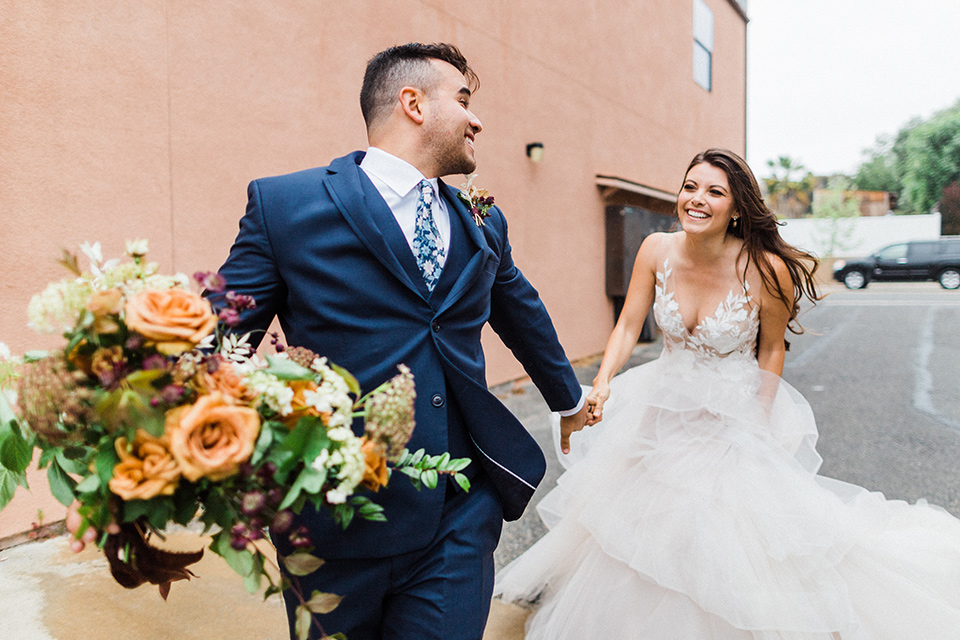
[495,148,960,638]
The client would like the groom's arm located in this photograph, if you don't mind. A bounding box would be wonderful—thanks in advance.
[484,208,582,414]
[207,179,287,347]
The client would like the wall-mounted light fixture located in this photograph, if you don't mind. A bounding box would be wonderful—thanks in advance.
[525,142,544,163]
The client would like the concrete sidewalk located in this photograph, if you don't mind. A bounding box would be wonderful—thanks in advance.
[0,342,661,640]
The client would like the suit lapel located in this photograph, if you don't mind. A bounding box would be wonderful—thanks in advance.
[436,180,496,315]
[323,155,429,300]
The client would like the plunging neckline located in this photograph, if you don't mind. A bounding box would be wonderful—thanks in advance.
[655,258,757,353]
[672,278,751,338]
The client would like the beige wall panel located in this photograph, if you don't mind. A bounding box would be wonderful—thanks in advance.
[1,0,745,537]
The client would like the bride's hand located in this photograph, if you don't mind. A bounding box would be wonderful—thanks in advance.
[65,501,119,553]
[585,383,610,426]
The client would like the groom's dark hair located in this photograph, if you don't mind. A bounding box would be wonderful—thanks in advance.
[360,43,479,131]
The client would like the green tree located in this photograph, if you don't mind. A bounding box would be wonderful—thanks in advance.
[811,176,860,257]
[764,156,817,217]
[896,101,960,213]
[853,134,900,193]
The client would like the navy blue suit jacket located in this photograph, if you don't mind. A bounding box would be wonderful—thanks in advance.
[215,151,580,559]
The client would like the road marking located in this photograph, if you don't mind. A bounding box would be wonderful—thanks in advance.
[914,307,960,430]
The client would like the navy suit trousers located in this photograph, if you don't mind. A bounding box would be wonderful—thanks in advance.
[282,474,503,640]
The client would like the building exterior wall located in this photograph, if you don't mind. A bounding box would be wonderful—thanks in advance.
[0,0,746,538]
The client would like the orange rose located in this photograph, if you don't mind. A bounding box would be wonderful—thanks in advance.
[166,392,260,482]
[195,360,257,405]
[360,439,390,492]
[124,288,217,356]
[109,430,181,500]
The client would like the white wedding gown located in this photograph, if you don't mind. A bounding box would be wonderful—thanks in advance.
[494,260,960,639]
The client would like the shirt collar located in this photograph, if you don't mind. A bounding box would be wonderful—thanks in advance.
[360,147,439,198]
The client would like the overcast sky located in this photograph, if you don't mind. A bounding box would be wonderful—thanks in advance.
[746,0,960,178]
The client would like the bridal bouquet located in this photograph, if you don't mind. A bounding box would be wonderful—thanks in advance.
[0,241,469,640]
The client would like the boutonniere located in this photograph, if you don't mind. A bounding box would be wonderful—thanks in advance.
[457,174,496,226]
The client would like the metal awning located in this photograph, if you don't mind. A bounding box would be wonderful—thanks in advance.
[596,175,677,204]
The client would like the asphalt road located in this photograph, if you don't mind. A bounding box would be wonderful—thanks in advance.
[783,282,960,514]
[493,281,960,570]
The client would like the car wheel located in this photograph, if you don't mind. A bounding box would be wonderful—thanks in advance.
[938,268,960,290]
[843,270,867,289]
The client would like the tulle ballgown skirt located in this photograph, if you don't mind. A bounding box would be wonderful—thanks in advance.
[494,350,960,639]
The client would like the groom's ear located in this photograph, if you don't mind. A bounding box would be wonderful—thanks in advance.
[398,86,426,125]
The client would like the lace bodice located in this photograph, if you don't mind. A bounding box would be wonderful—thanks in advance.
[653,259,759,363]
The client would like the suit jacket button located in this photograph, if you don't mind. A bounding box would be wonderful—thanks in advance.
[431,394,444,408]
[432,321,441,332]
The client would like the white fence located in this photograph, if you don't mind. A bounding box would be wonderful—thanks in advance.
[777,212,943,258]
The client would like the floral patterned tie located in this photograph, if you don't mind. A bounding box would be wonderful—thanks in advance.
[413,179,445,292]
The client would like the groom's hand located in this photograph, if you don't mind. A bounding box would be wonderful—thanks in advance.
[559,405,589,455]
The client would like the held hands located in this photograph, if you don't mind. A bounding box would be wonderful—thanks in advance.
[585,383,610,427]
[558,404,589,455]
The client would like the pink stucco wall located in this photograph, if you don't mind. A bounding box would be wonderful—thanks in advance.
[0,0,746,538]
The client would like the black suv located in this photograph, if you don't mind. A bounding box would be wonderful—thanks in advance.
[832,237,960,289]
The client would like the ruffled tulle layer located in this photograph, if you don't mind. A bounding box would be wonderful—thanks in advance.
[494,353,960,639]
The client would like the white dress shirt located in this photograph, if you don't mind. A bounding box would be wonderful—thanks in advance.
[359,146,449,268]
[359,147,583,417]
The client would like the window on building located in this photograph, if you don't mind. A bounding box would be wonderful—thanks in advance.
[693,0,714,91]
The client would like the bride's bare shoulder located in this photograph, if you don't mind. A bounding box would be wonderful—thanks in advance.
[638,231,680,267]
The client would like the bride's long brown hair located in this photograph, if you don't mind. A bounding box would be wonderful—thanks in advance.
[684,148,821,338]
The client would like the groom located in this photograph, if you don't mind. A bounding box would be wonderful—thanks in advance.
[214,43,587,639]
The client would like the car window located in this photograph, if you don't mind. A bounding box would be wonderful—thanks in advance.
[876,244,908,261]
[908,242,936,260]
[939,238,960,257]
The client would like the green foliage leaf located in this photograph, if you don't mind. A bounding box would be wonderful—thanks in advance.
[0,467,28,511]
[250,420,276,466]
[94,443,120,487]
[56,451,90,475]
[303,590,342,614]
[0,427,32,473]
[283,551,325,577]
[74,473,100,494]
[213,529,255,577]
[295,604,312,640]
[47,461,78,506]
[331,503,354,529]
[0,392,22,437]
[38,447,58,469]
[328,363,360,397]
[263,356,315,381]
[243,551,265,594]
[270,417,332,488]
[121,497,175,530]
[420,468,439,490]
[280,466,327,511]
[454,473,471,492]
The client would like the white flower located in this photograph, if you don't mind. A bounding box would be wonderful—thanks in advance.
[125,239,149,258]
[325,426,353,443]
[27,279,92,333]
[80,241,104,268]
[325,488,349,504]
[218,333,255,363]
[245,371,295,415]
[310,449,329,471]
[0,343,10,361]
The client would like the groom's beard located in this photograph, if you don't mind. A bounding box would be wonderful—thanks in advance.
[426,130,477,176]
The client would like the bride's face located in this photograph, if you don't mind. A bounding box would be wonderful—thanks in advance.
[677,163,736,236]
